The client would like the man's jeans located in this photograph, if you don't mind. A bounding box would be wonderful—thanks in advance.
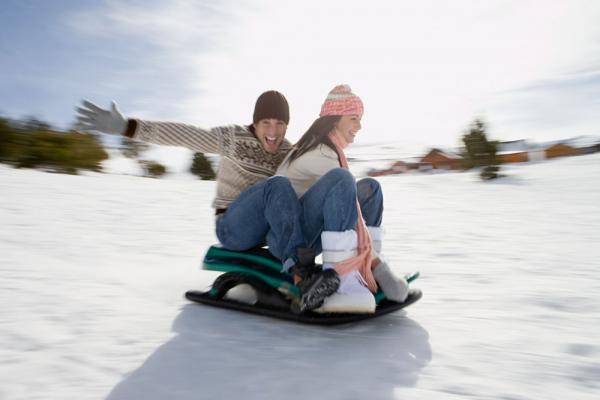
[216,176,305,270]
[300,168,383,253]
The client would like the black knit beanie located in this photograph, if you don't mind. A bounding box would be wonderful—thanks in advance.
[253,90,290,125]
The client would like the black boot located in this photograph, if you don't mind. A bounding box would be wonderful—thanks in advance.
[291,248,340,313]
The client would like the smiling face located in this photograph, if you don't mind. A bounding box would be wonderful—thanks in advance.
[253,118,288,153]
[333,114,362,145]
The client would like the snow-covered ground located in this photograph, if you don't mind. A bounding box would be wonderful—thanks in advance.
[1,153,599,400]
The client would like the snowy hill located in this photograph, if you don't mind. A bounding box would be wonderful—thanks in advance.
[1,154,600,400]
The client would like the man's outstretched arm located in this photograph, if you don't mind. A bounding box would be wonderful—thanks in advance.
[75,100,234,155]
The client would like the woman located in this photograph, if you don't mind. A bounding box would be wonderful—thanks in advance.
[277,85,409,314]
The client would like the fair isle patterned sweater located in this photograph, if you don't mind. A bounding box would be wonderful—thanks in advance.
[125,119,292,209]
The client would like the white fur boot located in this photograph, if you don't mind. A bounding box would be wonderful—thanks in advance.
[314,230,376,314]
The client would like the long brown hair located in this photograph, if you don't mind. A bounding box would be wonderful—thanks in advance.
[286,115,341,164]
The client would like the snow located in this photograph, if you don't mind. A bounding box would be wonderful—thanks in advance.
[101,146,200,178]
[1,153,600,400]
[101,150,145,176]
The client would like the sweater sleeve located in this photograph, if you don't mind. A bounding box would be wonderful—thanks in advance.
[124,119,238,156]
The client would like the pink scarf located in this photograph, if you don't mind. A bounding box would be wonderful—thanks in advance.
[328,131,378,293]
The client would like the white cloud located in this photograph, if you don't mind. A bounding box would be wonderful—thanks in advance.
[66,0,600,145]
[179,0,600,145]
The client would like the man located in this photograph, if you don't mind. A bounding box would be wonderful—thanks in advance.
[75,91,339,311]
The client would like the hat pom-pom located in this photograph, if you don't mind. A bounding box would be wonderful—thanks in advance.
[331,84,352,94]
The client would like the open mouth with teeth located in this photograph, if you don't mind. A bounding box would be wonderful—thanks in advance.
[263,136,279,151]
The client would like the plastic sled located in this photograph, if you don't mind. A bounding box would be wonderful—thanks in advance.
[185,245,422,325]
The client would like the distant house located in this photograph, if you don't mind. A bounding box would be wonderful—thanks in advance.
[417,162,433,172]
[563,136,600,155]
[545,143,578,159]
[498,152,529,163]
[390,161,410,173]
[497,140,530,164]
[363,136,599,178]
[577,144,600,155]
[528,149,546,162]
[419,148,462,170]
[366,168,394,177]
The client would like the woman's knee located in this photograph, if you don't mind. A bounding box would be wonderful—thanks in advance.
[324,167,353,180]
[357,177,382,198]
[327,168,356,198]
[323,168,355,188]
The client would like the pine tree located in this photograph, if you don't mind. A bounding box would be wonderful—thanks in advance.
[461,119,501,180]
[190,152,216,180]
[0,117,15,161]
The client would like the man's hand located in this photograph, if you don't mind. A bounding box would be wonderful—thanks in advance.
[75,100,127,135]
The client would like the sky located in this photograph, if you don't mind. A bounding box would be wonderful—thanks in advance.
[1,0,600,147]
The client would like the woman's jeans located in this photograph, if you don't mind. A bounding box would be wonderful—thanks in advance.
[216,176,305,270]
[300,168,383,254]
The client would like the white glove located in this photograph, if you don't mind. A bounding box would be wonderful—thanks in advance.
[75,100,128,135]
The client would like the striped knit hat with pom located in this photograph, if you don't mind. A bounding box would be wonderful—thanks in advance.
[319,84,364,117]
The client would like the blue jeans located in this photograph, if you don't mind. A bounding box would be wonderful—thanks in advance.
[300,168,383,253]
[216,176,305,269]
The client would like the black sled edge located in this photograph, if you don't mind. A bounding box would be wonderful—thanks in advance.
[184,289,423,325]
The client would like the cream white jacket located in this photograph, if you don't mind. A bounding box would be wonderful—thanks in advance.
[276,144,340,197]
